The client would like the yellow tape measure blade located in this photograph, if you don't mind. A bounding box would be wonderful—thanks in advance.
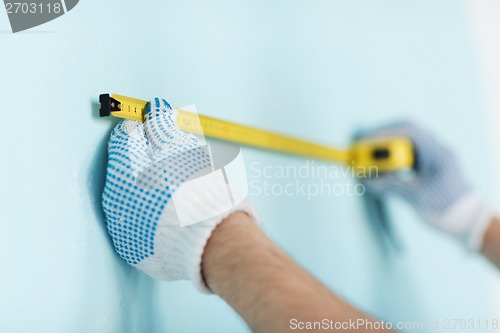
[99,93,414,173]
[110,94,147,122]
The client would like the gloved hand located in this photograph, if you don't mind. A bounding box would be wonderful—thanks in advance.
[361,122,494,251]
[102,97,258,293]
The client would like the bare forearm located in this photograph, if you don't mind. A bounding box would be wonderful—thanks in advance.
[482,217,500,269]
[202,212,393,333]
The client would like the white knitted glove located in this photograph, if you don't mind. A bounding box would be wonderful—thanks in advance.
[102,97,258,293]
[361,122,494,251]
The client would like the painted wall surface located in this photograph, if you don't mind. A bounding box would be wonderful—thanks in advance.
[1,1,498,332]
[465,0,500,314]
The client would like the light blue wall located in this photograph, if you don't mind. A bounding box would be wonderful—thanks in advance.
[0,1,497,332]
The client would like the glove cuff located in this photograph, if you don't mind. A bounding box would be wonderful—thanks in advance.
[434,193,495,251]
[168,170,260,292]
[190,200,259,294]
[134,200,259,293]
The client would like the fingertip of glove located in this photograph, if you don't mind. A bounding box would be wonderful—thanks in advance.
[144,97,174,117]
[143,97,200,151]
[144,97,178,127]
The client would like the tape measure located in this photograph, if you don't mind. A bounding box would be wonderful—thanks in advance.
[99,93,414,173]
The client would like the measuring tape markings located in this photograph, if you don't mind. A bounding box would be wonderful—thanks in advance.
[99,93,414,172]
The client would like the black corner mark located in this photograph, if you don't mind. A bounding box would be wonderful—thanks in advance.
[4,0,80,33]
[64,0,78,11]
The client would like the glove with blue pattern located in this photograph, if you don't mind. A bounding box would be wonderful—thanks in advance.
[102,97,258,293]
[361,122,494,251]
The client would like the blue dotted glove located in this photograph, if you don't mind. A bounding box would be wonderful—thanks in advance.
[102,98,258,292]
[361,122,494,251]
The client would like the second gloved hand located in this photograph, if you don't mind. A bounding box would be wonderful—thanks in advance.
[361,122,494,251]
